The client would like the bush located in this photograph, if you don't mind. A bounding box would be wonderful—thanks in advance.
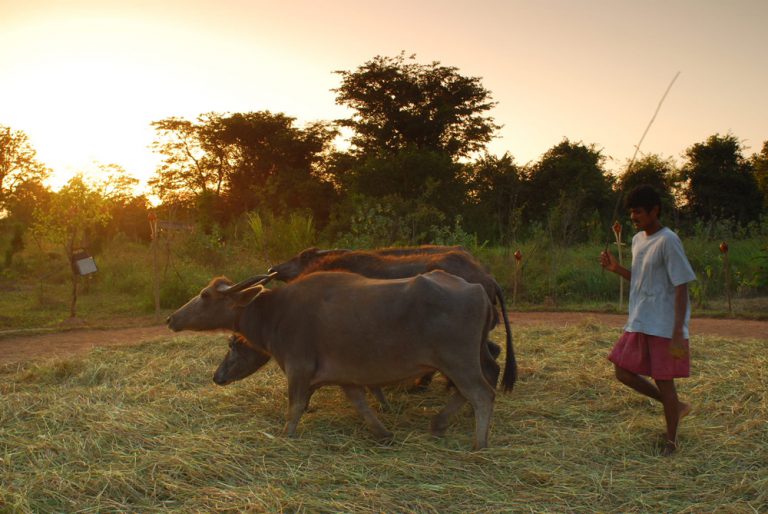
[244,210,316,263]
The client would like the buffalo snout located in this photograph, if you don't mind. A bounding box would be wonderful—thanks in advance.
[212,370,230,386]
[166,314,181,332]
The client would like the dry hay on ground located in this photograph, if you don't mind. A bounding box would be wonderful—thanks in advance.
[1,320,766,512]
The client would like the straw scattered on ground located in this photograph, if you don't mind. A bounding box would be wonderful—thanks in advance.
[1,319,766,512]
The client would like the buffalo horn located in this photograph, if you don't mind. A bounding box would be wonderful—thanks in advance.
[226,272,277,293]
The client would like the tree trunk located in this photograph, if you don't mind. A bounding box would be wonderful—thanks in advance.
[70,272,78,318]
[67,232,78,318]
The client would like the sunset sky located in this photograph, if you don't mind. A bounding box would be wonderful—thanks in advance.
[1,0,766,191]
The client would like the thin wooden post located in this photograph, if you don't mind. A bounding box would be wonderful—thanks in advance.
[513,250,522,307]
[613,221,625,310]
[149,212,160,321]
[720,241,732,315]
[66,235,78,318]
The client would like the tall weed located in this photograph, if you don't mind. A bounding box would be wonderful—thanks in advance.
[245,211,316,263]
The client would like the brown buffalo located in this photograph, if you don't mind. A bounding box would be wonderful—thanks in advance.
[215,336,398,412]
[167,270,508,449]
[268,247,516,390]
[268,245,465,282]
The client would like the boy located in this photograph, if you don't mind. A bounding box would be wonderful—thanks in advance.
[600,185,696,456]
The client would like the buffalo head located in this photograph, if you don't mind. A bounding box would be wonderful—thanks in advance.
[213,335,272,385]
[166,273,275,332]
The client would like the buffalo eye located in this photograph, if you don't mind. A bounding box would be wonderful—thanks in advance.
[200,290,211,300]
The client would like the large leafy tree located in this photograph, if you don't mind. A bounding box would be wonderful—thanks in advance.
[680,133,763,224]
[148,114,230,206]
[334,53,499,158]
[617,154,677,219]
[89,163,150,243]
[525,139,614,242]
[465,153,526,244]
[0,125,50,214]
[331,53,498,234]
[751,141,768,209]
[149,112,338,224]
[345,146,466,212]
[216,112,338,221]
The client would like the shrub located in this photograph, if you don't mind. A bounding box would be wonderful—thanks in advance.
[245,211,316,262]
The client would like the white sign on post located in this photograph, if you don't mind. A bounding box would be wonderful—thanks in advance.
[72,250,98,276]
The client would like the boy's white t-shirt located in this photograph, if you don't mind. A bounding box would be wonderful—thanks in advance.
[625,227,697,338]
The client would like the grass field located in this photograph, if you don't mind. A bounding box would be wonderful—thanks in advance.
[1,230,766,332]
[1,320,766,512]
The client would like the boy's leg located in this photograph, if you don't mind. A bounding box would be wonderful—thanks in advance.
[655,379,690,456]
[614,364,662,401]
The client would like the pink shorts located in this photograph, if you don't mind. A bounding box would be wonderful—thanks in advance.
[608,331,690,380]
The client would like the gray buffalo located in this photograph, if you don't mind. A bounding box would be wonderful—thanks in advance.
[214,335,395,411]
[167,270,510,449]
[268,247,516,390]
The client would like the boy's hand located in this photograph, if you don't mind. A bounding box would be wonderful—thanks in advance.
[599,250,618,272]
[669,332,688,359]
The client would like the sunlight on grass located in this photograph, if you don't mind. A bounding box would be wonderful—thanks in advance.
[1,323,766,511]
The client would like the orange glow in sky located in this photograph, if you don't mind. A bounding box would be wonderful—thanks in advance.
[1,0,766,192]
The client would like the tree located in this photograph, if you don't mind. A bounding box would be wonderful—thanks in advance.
[617,154,677,220]
[331,53,498,232]
[680,133,763,224]
[32,175,111,318]
[216,112,338,221]
[751,141,768,209]
[524,139,614,243]
[149,112,338,225]
[0,125,50,214]
[90,163,150,243]
[346,146,466,211]
[3,180,52,225]
[465,153,526,244]
[334,53,499,158]
[148,115,229,206]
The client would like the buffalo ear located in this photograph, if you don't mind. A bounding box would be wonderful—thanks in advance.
[231,285,265,306]
[300,247,319,262]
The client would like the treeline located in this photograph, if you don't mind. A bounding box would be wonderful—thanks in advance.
[2,53,768,263]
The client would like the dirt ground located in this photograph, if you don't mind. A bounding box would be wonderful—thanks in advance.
[1,312,766,367]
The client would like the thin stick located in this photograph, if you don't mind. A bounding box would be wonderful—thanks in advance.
[611,71,681,232]
[626,71,681,175]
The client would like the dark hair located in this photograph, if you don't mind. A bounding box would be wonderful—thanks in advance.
[625,184,662,216]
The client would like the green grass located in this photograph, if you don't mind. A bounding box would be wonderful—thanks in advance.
[0,233,765,331]
[2,322,766,512]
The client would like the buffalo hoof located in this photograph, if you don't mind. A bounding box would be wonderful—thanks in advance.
[373,430,394,443]
[430,417,449,437]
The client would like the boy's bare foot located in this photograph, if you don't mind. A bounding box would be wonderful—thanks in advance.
[661,440,677,457]
[678,402,692,421]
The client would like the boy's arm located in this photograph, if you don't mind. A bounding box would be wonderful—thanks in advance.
[669,283,689,359]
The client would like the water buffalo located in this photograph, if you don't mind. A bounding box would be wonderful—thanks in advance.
[269,247,516,390]
[215,335,396,411]
[167,270,510,449]
[267,245,466,282]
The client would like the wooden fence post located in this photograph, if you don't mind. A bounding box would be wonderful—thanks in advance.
[513,250,522,307]
[149,212,160,321]
[612,221,625,310]
[720,241,732,315]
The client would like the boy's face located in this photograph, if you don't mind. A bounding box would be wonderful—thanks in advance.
[629,205,660,232]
